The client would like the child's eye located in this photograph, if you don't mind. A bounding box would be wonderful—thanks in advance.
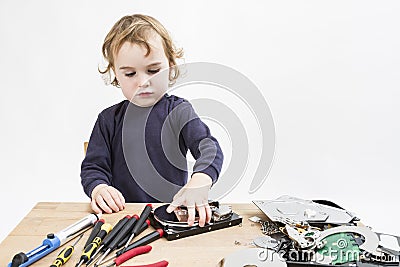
[148,69,160,74]
[125,72,136,77]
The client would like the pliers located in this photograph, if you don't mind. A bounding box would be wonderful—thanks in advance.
[102,245,168,267]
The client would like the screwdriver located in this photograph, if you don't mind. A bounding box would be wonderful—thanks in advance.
[118,229,163,257]
[101,229,164,265]
[87,215,132,266]
[76,223,112,267]
[122,204,153,252]
[84,219,105,249]
[95,215,140,266]
[49,233,84,267]
[116,220,150,249]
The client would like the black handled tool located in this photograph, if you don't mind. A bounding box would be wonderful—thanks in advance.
[101,229,164,265]
[119,229,163,256]
[116,219,150,249]
[122,204,153,252]
[75,223,112,267]
[94,215,139,266]
[86,215,132,266]
[84,219,105,249]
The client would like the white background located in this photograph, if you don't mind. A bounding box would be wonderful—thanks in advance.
[0,0,399,246]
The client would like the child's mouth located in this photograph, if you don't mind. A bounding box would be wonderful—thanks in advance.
[138,92,154,97]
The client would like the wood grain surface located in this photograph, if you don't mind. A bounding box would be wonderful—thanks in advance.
[0,202,268,266]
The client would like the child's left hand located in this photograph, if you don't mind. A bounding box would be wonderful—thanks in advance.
[166,173,212,227]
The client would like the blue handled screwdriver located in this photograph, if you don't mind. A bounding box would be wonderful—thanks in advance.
[7,213,99,267]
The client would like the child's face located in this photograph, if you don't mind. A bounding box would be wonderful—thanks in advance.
[114,34,170,107]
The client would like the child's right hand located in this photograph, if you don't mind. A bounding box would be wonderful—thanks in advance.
[91,184,126,214]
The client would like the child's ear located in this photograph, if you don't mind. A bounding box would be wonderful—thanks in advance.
[109,67,119,86]
[168,63,173,77]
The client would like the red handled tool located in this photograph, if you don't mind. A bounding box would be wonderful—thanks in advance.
[103,245,168,267]
[103,245,152,267]
[121,260,168,267]
[101,229,164,265]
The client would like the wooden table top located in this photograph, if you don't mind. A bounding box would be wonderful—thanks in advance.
[0,202,268,266]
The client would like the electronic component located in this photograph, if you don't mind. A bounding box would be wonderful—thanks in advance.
[149,202,242,241]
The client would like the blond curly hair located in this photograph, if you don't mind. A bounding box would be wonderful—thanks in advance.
[99,14,184,87]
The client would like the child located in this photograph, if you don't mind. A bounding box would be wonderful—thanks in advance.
[81,14,223,227]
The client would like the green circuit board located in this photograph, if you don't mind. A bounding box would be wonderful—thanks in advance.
[317,233,361,265]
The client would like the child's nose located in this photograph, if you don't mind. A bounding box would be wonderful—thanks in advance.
[138,73,151,88]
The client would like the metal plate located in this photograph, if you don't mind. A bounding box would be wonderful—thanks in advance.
[254,236,280,249]
[253,196,356,224]
[153,204,200,228]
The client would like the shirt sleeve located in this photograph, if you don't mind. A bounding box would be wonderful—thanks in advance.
[175,101,224,184]
[80,113,113,198]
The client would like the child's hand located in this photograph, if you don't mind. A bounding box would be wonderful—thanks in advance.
[91,184,126,214]
[166,173,212,227]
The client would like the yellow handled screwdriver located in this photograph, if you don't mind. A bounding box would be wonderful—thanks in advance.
[49,233,84,267]
[76,223,113,267]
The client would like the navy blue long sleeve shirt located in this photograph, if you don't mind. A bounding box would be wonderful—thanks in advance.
[81,94,223,203]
